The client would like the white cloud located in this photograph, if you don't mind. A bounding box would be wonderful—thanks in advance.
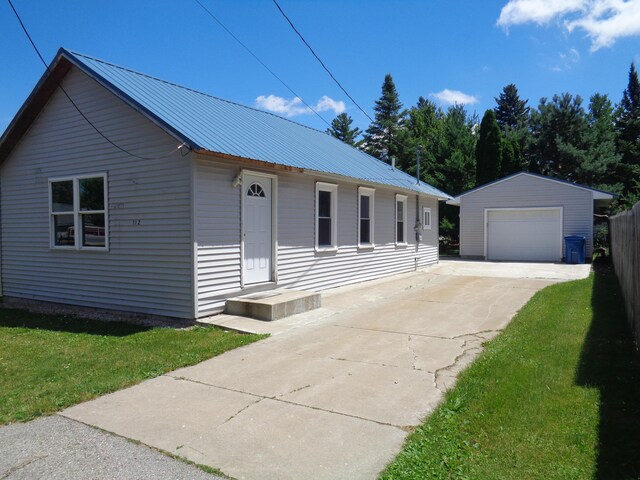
[497,0,586,26]
[431,89,479,105]
[254,94,345,117]
[497,0,640,50]
[566,1,640,51]
[552,47,581,71]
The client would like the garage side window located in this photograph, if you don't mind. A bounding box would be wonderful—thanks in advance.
[50,174,108,250]
[422,207,432,230]
[316,182,338,251]
[395,194,408,245]
[358,187,375,247]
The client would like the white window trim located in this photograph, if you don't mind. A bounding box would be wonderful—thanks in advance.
[49,173,109,251]
[395,194,408,246]
[315,182,338,252]
[422,207,432,230]
[358,187,375,249]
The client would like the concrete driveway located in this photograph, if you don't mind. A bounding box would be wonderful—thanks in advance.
[61,260,589,480]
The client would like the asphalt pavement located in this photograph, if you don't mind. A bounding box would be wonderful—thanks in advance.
[0,416,220,480]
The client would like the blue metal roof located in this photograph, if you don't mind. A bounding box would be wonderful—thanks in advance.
[62,49,450,200]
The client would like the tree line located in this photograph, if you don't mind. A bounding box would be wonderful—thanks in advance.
[327,64,640,217]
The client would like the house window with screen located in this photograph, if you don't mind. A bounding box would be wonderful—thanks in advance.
[422,207,432,230]
[316,182,338,250]
[50,174,107,250]
[358,187,375,247]
[395,194,407,245]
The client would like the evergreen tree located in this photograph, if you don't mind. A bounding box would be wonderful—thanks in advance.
[442,104,477,194]
[615,63,640,193]
[494,84,530,130]
[326,113,361,146]
[501,134,522,176]
[580,93,621,188]
[528,93,588,180]
[363,74,404,161]
[475,110,503,185]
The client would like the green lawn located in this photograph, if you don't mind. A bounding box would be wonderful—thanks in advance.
[0,310,265,425]
[381,261,640,480]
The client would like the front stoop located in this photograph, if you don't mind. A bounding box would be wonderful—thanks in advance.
[225,289,321,321]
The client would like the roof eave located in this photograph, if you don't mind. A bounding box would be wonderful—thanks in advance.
[195,149,451,199]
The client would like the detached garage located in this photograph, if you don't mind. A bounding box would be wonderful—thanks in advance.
[447,173,614,262]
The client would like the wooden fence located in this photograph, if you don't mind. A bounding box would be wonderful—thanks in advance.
[610,201,640,345]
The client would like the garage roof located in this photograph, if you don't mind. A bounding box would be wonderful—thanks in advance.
[447,172,615,206]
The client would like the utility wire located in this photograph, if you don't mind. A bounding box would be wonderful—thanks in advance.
[194,0,331,128]
[272,0,374,125]
[7,0,187,161]
[271,0,419,161]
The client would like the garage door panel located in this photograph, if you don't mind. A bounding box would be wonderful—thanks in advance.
[487,209,561,262]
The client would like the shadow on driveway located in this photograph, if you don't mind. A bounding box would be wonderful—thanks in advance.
[576,259,640,479]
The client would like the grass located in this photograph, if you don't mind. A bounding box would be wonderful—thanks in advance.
[380,260,640,480]
[0,309,265,425]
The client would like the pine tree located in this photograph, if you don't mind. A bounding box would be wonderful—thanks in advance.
[475,110,503,185]
[326,113,361,146]
[580,93,621,188]
[494,84,530,131]
[615,63,640,193]
[528,93,588,180]
[363,74,404,161]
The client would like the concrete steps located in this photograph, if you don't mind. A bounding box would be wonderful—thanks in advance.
[225,289,321,321]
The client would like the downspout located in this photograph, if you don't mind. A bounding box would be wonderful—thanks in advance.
[414,146,423,271]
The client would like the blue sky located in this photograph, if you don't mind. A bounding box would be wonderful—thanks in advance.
[1,0,639,135]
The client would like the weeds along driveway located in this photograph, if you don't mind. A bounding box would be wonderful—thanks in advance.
[62,262,587,480]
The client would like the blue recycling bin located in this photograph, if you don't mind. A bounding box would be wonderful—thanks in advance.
[564,236,586,264]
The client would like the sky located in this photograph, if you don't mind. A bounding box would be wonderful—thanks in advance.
[1,0,639,135]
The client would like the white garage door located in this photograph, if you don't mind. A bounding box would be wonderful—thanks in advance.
[486,208,562,262]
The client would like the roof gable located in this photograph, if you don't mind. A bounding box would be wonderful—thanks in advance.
[447,172,614,205]
[0,48,450,200]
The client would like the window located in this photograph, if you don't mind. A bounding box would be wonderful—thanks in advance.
[422,207,432,230]
[50,174,107,250]
[358,187,375,247]
[247,182,266,197]
[395,194,407,245]
[316,182,338,250]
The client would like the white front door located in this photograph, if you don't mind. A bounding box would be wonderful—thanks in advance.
[242,174,273,284]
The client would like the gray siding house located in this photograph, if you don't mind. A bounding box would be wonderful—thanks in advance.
[447,172,613,262]
[0,49,450,320]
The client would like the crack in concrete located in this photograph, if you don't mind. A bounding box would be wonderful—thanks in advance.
[168,375,408,431]
[451,329,500,340]
[328,356,400,369]
[0,455,47,479]
[220,397,263,426]
[432,339,484,394]
[407,335,419,371]
[333,324,455,340]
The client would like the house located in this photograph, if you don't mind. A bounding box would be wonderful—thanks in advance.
[446,172,614,262]
[0,48,450,321]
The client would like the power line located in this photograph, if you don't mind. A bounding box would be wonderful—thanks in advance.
[271,0,374,125]
[193,0,331,128]
[271,0,418,159]
[6,0,187,161]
